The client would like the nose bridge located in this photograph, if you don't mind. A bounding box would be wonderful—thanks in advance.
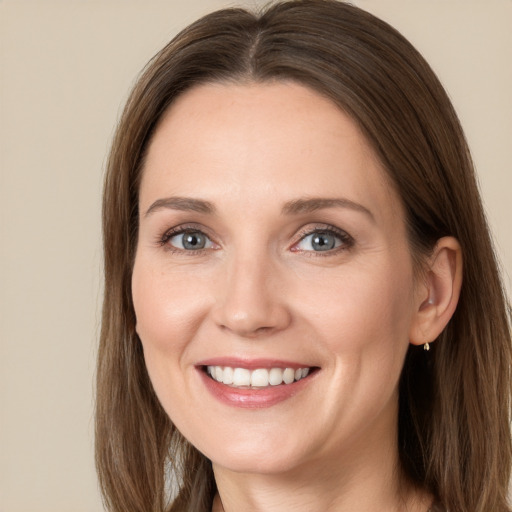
[213,241,290,337]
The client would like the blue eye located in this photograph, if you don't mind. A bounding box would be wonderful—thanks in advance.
[296,230,348,252]
[168,231,213,250]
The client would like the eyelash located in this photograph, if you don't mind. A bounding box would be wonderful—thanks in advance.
[158,223,354,256]
[292,224,355,256]
[159,224,214,255]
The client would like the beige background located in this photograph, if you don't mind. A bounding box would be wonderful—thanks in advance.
[0,1,510,510]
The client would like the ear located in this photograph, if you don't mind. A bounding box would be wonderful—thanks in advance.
[409,236,463,347]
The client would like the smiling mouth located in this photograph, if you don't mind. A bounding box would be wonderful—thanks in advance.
[204,365,316,388]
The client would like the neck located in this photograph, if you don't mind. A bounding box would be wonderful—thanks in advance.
[213,466,429,512]
[211,416,430,512]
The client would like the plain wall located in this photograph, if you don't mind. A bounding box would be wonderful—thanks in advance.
[0,1,510,510]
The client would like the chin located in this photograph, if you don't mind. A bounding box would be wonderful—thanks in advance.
[188,423,321,476]
[210,447,308,476]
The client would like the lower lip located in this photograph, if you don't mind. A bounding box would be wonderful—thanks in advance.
[198,368,316,409]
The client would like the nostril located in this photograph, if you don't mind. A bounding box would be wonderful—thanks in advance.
[218,323,276,339]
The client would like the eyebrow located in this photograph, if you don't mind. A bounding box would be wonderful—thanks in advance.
[144,197,216,217]
[282,197,374,220]
[144,195,374,220]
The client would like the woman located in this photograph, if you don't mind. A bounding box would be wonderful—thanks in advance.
[95,1,512,511]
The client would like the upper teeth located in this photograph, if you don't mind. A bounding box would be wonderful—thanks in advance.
[206,366,310,388]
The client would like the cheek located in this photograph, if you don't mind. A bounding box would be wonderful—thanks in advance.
[299,260,414,352]
[294,254,416,422]
[133,259,198,340]
[301,260,414,433]
[131,257,211,384]
[131,258,212,424]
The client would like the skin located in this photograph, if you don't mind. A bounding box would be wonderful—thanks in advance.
[132,82,461,511]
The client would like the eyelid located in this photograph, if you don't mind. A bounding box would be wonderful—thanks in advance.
[158,223,219,252]
[156,222,353,255]
[291,223,354,254]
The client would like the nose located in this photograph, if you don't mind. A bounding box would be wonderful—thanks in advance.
[211,252,292,338]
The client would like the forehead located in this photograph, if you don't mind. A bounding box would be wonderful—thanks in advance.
[140,81,401,222]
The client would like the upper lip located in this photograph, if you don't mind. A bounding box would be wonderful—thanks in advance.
[196,357,317,370]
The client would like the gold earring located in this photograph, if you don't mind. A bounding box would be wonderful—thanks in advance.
[424,342,430,351]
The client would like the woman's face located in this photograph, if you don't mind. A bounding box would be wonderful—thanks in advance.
[132,82,424,475]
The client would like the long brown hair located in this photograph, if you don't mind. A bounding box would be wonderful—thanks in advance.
[96,1,512,511]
